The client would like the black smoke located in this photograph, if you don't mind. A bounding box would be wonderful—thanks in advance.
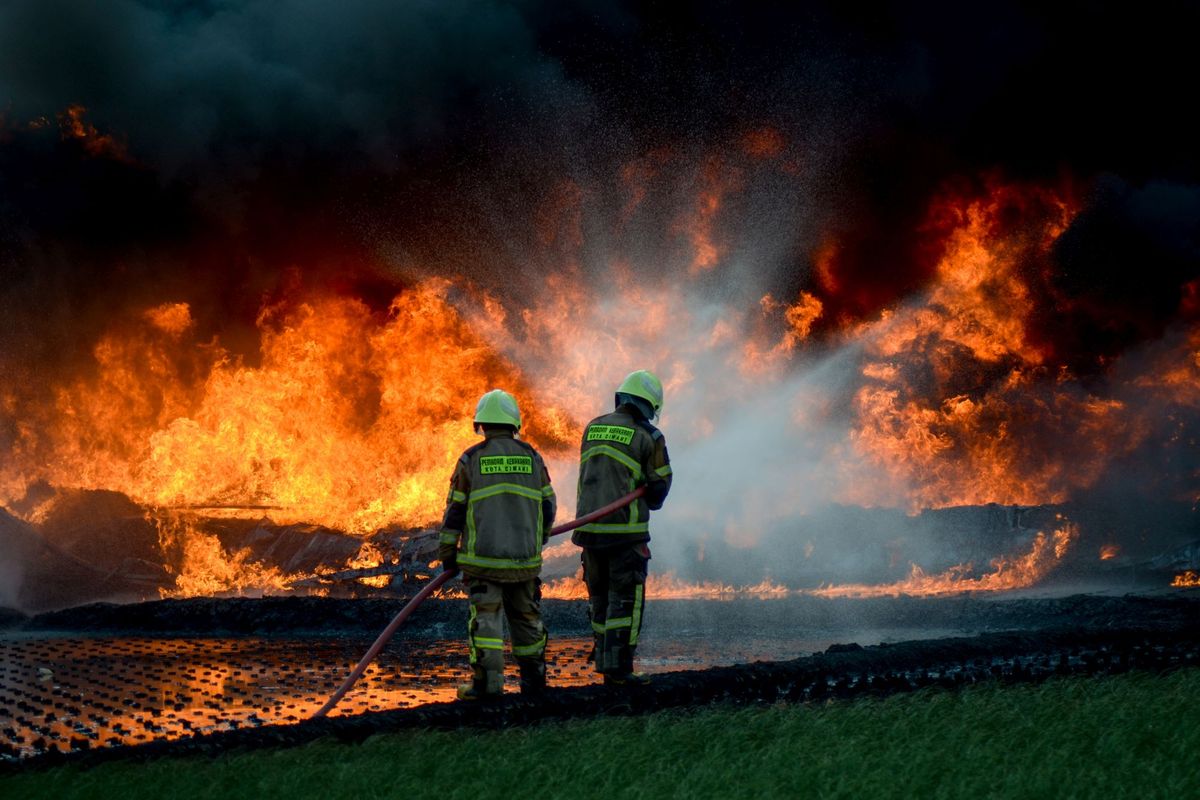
[1,0,1198,386]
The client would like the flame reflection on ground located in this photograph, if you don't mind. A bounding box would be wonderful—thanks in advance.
[0,627,964,760]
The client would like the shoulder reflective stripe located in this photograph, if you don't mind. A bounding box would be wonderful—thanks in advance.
[457,553,544,569]
[580,445,643,479]
[479,455,533,475]
[469,483,543,503]
[448,489,468,503]
[654,464,672,478]
[586,425,635,445]
[604,616,632,630]
[629,584,645,645]
[439,531,460,545]
[511,632,547,657]
[576,522,650,534]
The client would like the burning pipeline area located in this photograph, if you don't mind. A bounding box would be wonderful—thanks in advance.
[1,0,1199,768]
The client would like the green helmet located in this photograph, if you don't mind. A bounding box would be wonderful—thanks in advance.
[616,370,664,418]
[473,389,522,430]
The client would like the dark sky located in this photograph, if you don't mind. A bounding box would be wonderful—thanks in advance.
[1,0,1198,374]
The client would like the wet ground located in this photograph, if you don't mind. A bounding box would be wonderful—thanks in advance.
[2,591,1197,764]
[0,625,973,760]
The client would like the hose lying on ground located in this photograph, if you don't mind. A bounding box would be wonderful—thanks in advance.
[310,486,647,718]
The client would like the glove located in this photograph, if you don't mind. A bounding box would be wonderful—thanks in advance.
[438,544,458,574]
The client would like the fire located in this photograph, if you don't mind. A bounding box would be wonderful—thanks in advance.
[2,281,577,533]
[542,570,791,600]
[1099,544,1120,561]
[155,514,289,598]
[2,144,1197,603]
[57,105,130,161]
[837,182,1149,510]
[1172,571,1200,588]
[810,524,1079,598]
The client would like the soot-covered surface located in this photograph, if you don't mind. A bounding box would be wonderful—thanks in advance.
[1,591,1197,770]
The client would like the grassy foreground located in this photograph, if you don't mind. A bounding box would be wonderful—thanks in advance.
[4,669,1198,800]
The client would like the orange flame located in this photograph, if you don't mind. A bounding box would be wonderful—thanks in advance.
[810,524,1078,598]
[542,570,792,600]
[156,514,289,598]
[1172,571,1200,588]
[835,182,1152,510]
[2,281,577,532]
[57,105,130,161]
[1099,544,1120,561]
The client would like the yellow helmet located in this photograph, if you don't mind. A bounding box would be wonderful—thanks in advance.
[616,370,664,419]
[473,389,521,430]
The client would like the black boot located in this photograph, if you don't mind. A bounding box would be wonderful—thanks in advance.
[518,659,546,696]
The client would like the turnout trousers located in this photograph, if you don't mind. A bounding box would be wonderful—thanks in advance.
[581,543,649,675]
[465,576,547,693]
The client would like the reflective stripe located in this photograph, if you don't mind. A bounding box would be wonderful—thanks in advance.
[473,636,504,650]
[439,530,460,545]
[458,553,543,569]
[448,489,467,503]
[580,445,643,480]
[605,616,632,630]
[576,521,650,535]
[541,485,556,498]
[467,603,479,664]
[512,632,547,657]
[590,621,605,635]
[629,584,644,645]
[654,464,672,478]
[470,483,544,503]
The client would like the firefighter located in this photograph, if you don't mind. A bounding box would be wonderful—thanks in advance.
[438,389,556,699]
[573,369,672,686]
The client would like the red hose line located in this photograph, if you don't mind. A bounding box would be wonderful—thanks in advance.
[310,486,647,718]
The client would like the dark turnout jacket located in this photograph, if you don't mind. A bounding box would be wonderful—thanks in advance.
[571,404,672,549]
[439,431,556,582]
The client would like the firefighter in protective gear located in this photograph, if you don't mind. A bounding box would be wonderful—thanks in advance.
[572,370,672,686]
[438,389,556,699]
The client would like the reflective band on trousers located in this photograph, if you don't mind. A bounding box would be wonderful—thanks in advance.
[467,604,479,663]
[630,584,644,646]
[472,636,504,650]
[511,632,547,657]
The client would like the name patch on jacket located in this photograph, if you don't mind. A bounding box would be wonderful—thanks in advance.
[586,425,635,445]
[479,455,533,474]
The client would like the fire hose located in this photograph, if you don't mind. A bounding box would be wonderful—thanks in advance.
[310,486,646,718]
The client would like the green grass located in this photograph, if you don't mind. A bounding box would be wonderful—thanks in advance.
[5,669,1199,800]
